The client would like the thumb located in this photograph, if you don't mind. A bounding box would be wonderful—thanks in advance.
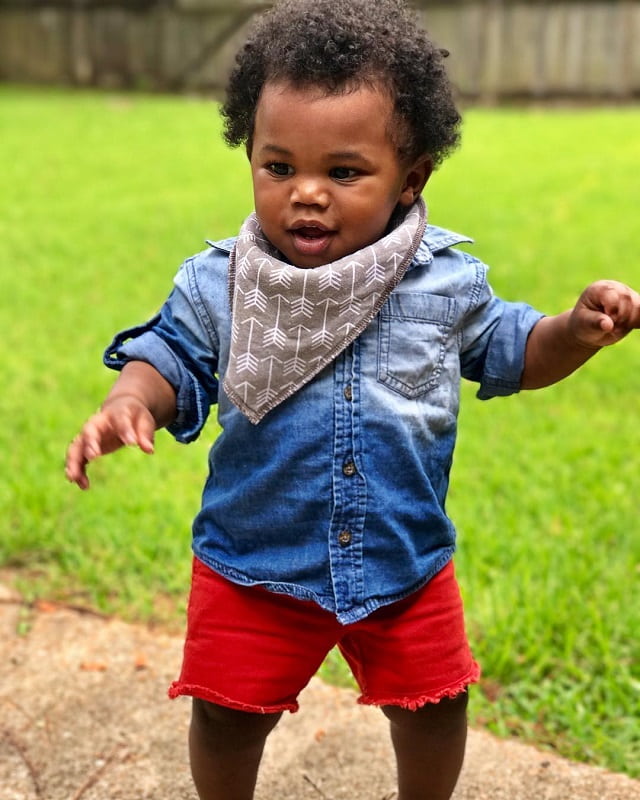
[596,313,615,333]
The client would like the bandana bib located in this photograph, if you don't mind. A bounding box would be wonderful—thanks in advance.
[224,197,427,423]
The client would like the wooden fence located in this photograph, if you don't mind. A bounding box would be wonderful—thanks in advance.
[1,1,639,100]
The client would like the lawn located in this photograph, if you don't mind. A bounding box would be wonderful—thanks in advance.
[1,86,638,777]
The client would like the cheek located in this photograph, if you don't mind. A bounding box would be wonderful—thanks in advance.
[253,185,276,218]
[254,177,282,207]
[351,194,398,228]
[253,194,283,239]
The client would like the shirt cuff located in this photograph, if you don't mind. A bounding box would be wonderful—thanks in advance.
[476,304,545,399]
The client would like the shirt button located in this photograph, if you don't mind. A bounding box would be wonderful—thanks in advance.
[342,460,357,477]
[344,384,353,401]
[338,530,352,546]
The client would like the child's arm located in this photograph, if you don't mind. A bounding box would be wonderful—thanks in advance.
[65,360,177,490]
[521,280,640,389]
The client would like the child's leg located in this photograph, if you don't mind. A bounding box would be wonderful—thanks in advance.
[337,562,479,800]
[170,559,344,799]
[382,692,468,800]
[189,699,282,800]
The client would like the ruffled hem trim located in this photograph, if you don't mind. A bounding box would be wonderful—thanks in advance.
[357,661,481,711]
[167,682,299,714]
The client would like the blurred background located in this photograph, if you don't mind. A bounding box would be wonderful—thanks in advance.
[1,0,639,102]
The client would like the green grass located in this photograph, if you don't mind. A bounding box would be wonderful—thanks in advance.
[1,86,639,777]
[418,106,640,774]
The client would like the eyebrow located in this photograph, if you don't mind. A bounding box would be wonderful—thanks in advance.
[259,144,374,168]
[328,150,368,162]
[259,144,293,157]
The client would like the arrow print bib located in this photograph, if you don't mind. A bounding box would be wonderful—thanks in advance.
[224,197,427,424]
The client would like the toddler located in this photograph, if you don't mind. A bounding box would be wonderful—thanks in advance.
[65,1,640,798]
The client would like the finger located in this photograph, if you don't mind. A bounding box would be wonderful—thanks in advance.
[71,468,90,491]
[597,284,623,317]
[86,407,139,454]
[110,410,139,448]
[603,287,640,330]
[65,436,91,490]
[129,410,156,454]
[66,413,123,478]
[136,426,155,455]
[615,289,640,328]
[80,415,113,460]
[108,404,155,454]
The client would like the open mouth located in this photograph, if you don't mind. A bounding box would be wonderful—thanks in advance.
[295,226,330,240]
[290,226,334,258]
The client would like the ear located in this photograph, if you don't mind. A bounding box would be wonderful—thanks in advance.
[398,155,433,207]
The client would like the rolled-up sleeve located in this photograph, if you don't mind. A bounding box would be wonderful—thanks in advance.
[103,264,219,443]
[460,261,544,399]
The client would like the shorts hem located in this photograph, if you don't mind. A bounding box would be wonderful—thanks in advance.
[357,660,481,710]
[167,681,299,714]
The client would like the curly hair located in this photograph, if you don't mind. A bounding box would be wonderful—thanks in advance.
[221,0,461,167]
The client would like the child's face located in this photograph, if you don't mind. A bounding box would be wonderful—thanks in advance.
[249,81,431,268]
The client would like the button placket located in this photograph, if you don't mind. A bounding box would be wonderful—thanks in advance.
[329,343,366,614]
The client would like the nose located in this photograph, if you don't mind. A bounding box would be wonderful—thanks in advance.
[290,176,330,208]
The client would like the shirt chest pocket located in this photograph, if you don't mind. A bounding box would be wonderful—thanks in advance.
[377,293,457,399]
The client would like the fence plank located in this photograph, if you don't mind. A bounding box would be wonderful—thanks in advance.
[175,0,270,9]
[501,4,544,96]
[630,4,640,92]
[1,1,639,99]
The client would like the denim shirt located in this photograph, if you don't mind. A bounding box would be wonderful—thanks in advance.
[105,225,543,624]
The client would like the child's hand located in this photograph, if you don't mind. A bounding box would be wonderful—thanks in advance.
[569,280,640,348]
[523,280,640,389]
[65,396,156,490]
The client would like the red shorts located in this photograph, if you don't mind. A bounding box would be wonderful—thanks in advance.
[168,557,480,713]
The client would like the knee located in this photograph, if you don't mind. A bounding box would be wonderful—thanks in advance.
[192,698,282,743]
[382,691,468,734]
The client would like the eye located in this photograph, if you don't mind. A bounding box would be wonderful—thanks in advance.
[330,166,359,181]
[266,162,293,177]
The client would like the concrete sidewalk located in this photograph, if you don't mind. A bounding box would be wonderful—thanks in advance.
[1,585,638,800]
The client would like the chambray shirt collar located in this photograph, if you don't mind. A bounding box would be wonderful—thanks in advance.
[411,226,474,269]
